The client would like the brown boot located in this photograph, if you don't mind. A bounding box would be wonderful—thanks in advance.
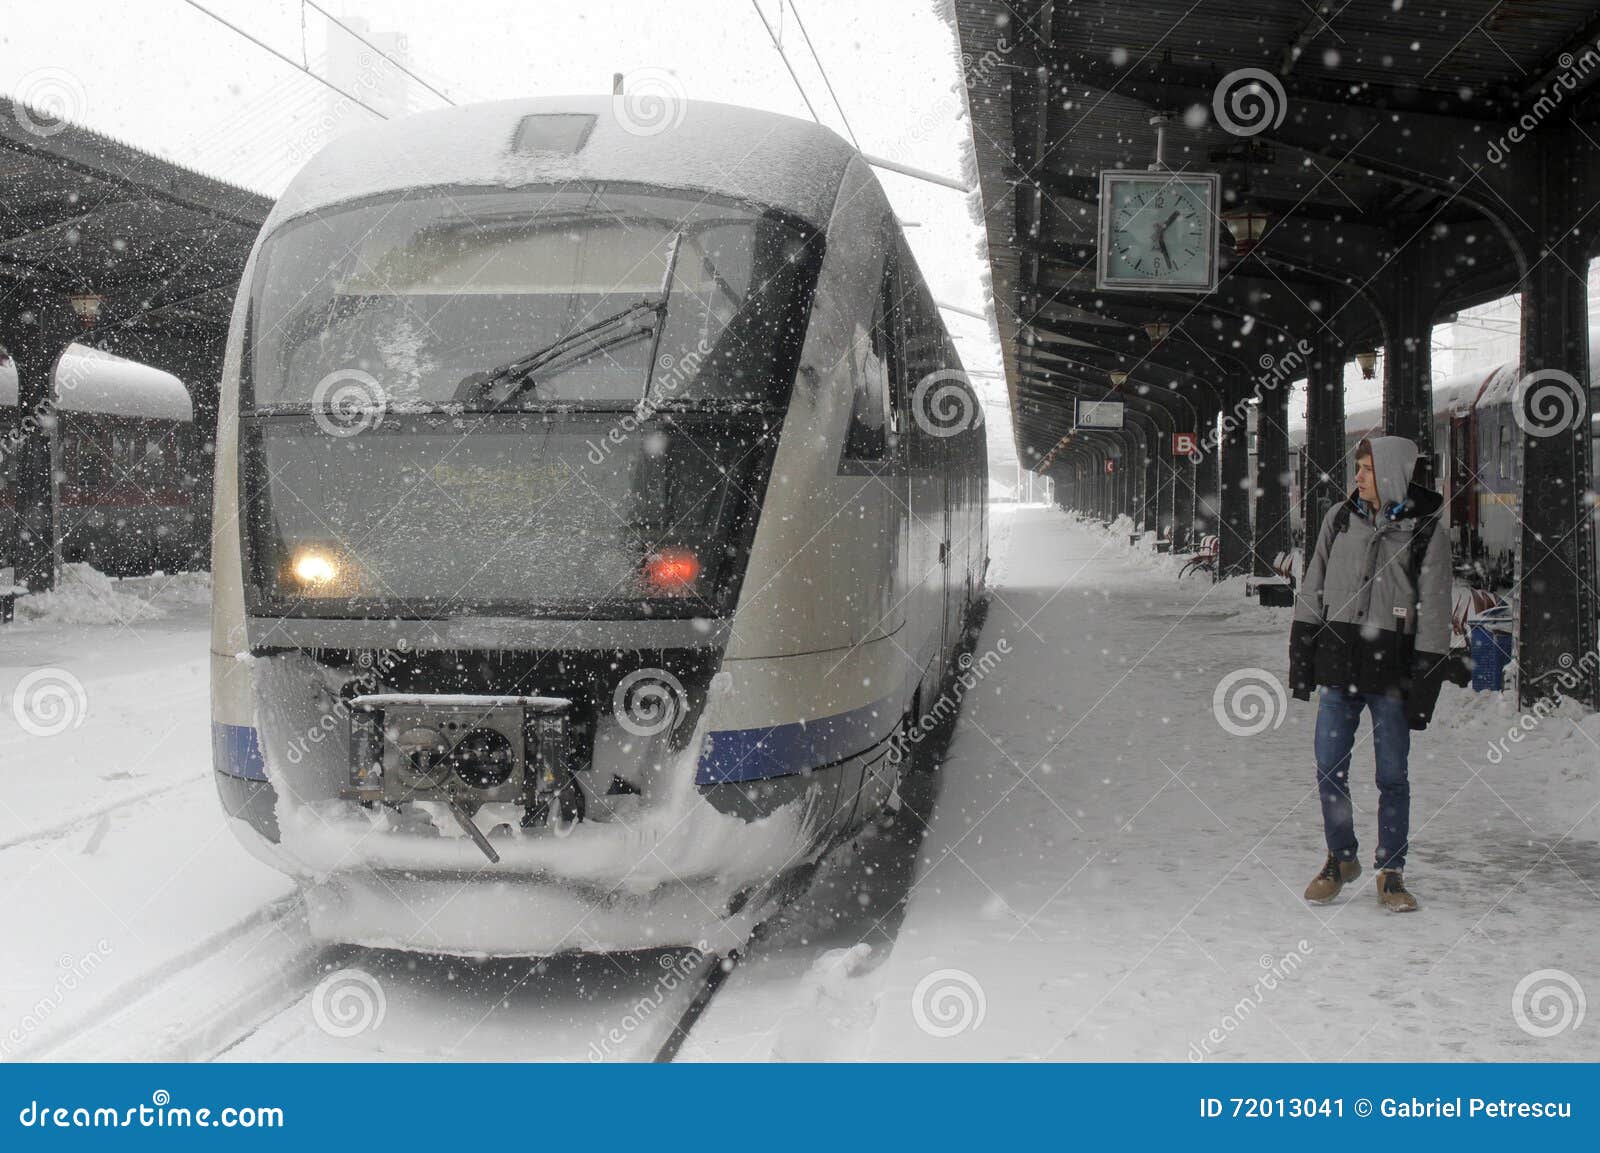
[1304,854,1362,903]
[1376,869,1419,912]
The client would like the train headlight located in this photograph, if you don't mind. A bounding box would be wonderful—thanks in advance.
[288,547,340,589]
[643,547,701,595]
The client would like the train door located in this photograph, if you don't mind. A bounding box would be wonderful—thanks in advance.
[940,433,955,662]
[1449,411,1475,555]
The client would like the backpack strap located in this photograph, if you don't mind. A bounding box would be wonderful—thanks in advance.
[1407,512,1439,623]
[1330,501,1352,539]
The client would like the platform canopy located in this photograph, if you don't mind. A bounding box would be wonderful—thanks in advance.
[1,96,271,589]
[0,95,270,391]
[953,0,1599,706]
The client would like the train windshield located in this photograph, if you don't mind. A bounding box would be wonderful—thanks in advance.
[240,185,820,619]
[249,185,821,411]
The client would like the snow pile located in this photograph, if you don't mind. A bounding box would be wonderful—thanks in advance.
[766,943,880,1061]
[1425,682,1600,839]
[1068,512,1190,578]
[11,564,209,626]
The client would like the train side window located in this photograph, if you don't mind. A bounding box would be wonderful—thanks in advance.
[1497,422,1512,478]
[844,247,898,460]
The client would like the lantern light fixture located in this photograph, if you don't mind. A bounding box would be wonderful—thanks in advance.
[1221,202,1271,255]
[69,292,104,327]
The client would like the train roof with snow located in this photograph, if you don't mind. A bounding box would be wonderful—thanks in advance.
[0,345,192,422]
[264,96,860,234]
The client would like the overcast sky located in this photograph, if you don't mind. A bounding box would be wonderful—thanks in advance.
[1,0,1019,464]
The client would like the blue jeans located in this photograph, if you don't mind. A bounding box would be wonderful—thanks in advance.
[1314,688,1411,872]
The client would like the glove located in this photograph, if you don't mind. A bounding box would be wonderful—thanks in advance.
[1406,650,1449,730]
[1288,619,1318,701]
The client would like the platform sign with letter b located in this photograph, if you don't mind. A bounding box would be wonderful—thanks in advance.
[1172,432,1198,456]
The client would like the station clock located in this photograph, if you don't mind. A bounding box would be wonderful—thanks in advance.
[1095,170,1221,293]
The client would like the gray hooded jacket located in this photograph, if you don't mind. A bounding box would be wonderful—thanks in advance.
[1289,435,1453,727]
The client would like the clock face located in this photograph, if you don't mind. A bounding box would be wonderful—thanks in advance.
[1096,172,1220,292]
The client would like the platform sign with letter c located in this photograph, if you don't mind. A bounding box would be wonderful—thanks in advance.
[1104,459,1115,474]
[1173,432,1198,456]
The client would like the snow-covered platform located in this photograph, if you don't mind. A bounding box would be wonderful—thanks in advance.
[4,510,1597,1061]
[685,505,1600,1061]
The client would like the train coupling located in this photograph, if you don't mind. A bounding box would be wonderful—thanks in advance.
[343,693,582,861]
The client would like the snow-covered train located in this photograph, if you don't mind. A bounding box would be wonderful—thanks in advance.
[1289,335,1600,588]
[1,346,201,578]
[211,98,988,954]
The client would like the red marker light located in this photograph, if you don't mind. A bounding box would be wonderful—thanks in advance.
[644,548,701,594]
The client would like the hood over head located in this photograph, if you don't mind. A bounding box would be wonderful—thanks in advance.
[1363,435,1419,509]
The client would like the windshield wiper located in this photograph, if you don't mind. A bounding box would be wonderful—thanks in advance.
[455,229,688,409]
[640,230,684,402]
[453,300,659,407]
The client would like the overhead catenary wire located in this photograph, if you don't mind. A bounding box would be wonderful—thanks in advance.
[786,0,859,150]
[178,0,391,120]
[748,0,823,125]
[301,0,458,107]
[746,0,972,197]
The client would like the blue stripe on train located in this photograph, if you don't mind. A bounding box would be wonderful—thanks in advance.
[695,696,898,785]
[212,722,268,781]
[212,708,898,787]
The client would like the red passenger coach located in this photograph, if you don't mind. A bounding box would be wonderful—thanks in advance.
[1,345,201,579]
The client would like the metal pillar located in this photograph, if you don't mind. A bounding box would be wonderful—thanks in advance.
[1253,378,1291,575]
[1383,243,1435,459]
[1217,390,1253,577]
[1303,329,1348,566]
[1171,410,1196,552]
[3,289,77,592]
[1143,430,1160,533]
[1515,123,1598,708]
[1190,391,1221,545]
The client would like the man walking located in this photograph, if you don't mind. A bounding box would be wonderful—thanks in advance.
[1290,435,1453,912]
